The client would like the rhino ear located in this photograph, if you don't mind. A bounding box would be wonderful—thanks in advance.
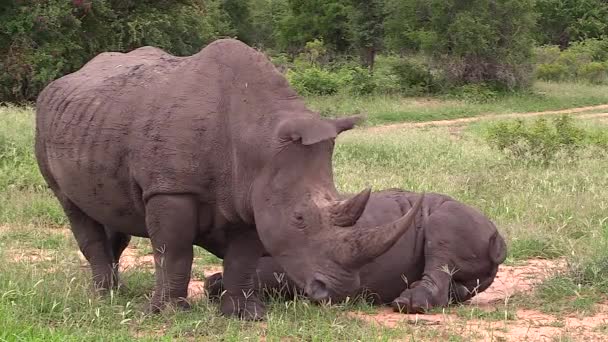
[331,115,365,134]
[277,118,338,145]
[277,115,365,146]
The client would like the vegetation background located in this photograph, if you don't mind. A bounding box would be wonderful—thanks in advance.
[3,0,608,102]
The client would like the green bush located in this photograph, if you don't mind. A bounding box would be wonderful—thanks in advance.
[484,115,602,165]
[391,58,438,95]
[534,39,608,84]
[286,67,340,95]
[446,84,499,103]
[536,63,569,81]
[344,66,377,95]
[578,62,608,84]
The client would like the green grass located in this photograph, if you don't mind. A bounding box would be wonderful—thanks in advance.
[307,81,608,125]
[1,96,608,339]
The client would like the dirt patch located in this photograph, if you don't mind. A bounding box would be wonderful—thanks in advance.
[117,246,223,299]
[9,248,55,263]
[350,259,608,341]
[366,104,608,133]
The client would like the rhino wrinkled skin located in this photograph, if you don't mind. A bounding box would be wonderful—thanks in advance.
[34,39,421,320]
[205,190,507,314]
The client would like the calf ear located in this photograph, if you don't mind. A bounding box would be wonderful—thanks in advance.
[277,115,365,146]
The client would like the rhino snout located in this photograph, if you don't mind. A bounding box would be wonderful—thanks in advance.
[305,278,330,302]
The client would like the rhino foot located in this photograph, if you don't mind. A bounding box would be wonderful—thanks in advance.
[204,273,225,301]
[220,293,266,321]
[391,286,435,314]
[146,297,191,314]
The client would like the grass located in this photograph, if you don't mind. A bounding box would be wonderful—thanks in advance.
[1,87,608,340]
[307,81,608,125]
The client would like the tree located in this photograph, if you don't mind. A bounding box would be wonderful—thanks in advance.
[349,0,385,70]
[247,0,289,49]
[536,0,608,48]
[278,0,352,54]
[0,0,234,102]
[222,0,254,44]
[383,0,537,90]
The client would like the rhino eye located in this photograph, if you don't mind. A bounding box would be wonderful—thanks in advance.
[292,213,306,229]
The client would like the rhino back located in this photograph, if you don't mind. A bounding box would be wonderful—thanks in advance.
[35,39,308,233]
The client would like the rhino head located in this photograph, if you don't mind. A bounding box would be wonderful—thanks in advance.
[251,114,422,302]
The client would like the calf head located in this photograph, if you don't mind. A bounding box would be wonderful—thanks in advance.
[252,114,423,302]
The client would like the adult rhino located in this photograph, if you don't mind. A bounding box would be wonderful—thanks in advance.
[34,39,421,320]
[205,190,507,313]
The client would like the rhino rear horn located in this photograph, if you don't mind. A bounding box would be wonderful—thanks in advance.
[352,194,424,265]
[330,188,372,227]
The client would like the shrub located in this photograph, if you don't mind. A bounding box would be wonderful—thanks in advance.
[391,58,438,95]
[536,63,569,81]
[345,66,377,95]
[447,84,499,103]
[578,62,608,84]
[484,115,593,165]
[534,38,608,84]
[286,67,340,95]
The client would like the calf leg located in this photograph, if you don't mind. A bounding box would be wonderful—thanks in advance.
[61,200,116,292]
[450,264,500,303]
[392,259,452,313]
[145,194,197,312]
[220,230,267,320]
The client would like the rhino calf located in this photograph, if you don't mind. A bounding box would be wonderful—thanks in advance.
[205,190,507,313]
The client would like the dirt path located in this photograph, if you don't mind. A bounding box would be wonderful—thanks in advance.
[365,104,608,133]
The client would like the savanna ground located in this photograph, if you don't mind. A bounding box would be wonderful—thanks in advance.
[1,81,608,341]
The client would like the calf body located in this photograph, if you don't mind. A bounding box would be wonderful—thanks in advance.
[205,190,507,313]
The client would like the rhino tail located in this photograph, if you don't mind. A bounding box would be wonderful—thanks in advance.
[488,227,507,265]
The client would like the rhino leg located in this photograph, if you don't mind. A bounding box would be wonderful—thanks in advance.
[105,228,131,289]
[60,199,117,292]
[220,230,267,320]
[205,256,300,302]
[145,195,197,313]
[391,262,452,313]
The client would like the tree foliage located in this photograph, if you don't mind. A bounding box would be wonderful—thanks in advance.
[0,0,233,102]
[383,0,537,89]
[3,0,608,102]
[348,0,385,70]
[278,0,351,53]
[535,0,608,48]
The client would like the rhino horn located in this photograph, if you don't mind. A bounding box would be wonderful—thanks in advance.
[330,188,372,227]
[348,194,424,265]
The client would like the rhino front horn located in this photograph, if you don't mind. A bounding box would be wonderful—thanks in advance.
[330,188,372,227]
[352,194,424,264]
